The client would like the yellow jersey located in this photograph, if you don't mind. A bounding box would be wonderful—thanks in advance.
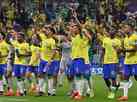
[102,37,121,64]
[124,34,137,64]
[13,41,30,65]
[41,37,56,61]
[29,45,40,66]
[0,40,9,64]
[81,36,90,64]
[39,32,47,41]
[71,34,90,63]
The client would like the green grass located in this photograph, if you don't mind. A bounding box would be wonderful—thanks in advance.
[0,76,137,102]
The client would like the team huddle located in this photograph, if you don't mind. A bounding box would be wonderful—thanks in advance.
[0,20,137,101]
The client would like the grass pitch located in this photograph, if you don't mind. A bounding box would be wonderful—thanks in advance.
[0,76,137,102]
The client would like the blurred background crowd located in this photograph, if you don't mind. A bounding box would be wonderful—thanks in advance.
[0,0,136,48]
[0,0,137,31]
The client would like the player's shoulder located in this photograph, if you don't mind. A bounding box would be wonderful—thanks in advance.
[102,36,110,42]
[0,40,9,48]
[114,37,121,42]
[31,45,40,51]
[131,33,137,39]
[24,42,30,47]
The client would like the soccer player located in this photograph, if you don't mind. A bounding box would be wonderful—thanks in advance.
[5,41,15,96]
[46,28,60,96]
[118,24,137,101]
[70,24,92,100]
[26,34,41,94]
[102,28,121,99]
[70,24,84,100]
[38,27,56,96]
[0,33,9,95]
[13,32,31,96]
[5,29,17,96]
[81,28,94,98]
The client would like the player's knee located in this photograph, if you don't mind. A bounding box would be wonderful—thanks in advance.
[26,72,32,78]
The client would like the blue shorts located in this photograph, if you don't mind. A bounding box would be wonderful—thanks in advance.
[13,64,27,77]
[70,58,85,76]
[47,60,60,76]
[0,64,6,75]
[124,64,137,77]
[38,59,48,74]
[27,66,38,74]
[103,64,118,79]
[83,64,91,78]
[65,61,74,77]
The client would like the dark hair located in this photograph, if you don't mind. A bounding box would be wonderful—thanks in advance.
[31,34,41,47]
[18,32,25,38]
[0,32,6,39]
[49,27,56,34]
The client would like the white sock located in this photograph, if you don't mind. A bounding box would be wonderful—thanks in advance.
[0,80,3,92]
[38,78,44,92]
[81,79,85,95]
[72,80,76,91]
[58,72,65,85]
[89,77,94,91]
[48,78,53,94]
[52,88,56,95]
[69,81,73,92]
[128,80,133,88]
[83,79,88,96]
[75,79,82,95]
[123,82,129,97]
[3,76,7,86]
[17,80,24,94]
[119,81,125,89]
[42,82,46,93]
[86,79,91,93]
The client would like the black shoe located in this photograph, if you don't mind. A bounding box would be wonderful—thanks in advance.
[20,93,25,96]
[24,90,27,96]
[40,92,45,96]
[116,83,120,92]
[86,93,90,97]
[51,94,56,96]
[48,93,51,96]
[0,91,3,96]
[36,92,45,97]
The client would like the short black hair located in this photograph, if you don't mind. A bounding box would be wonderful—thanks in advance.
[0,32,6,39]
[49,27,56,34]
[18,32,25,38]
